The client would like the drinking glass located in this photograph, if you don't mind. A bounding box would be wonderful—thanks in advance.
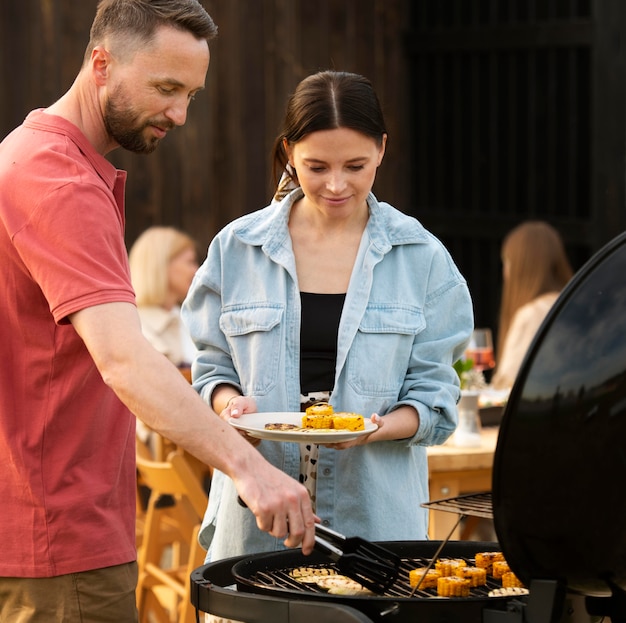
[465,328,495,372]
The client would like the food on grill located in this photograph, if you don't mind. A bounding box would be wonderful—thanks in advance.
[293,574,331,584]
[305,403,334,416]
[409,567,441,588]
[289,567,372,595]
[437,575,471,597]
[315,574,373,595]
[435,558,466,576]
[290,566,337,580]
[492,560,511,579]
[454,566,487,587]
[488,586,529,597]
[264,422,300,431]
[502,571,525,588]
[474,551,505,573]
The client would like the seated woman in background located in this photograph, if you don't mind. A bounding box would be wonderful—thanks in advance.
[129,226,199,370]
[129,226,210,497]
[491,221,573,390]
[129,226,200,459]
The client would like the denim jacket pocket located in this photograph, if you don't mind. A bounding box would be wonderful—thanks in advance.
[220,303,284,395]
[347,304,425,396]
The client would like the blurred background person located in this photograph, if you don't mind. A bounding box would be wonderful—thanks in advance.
[491,221,573,390]
[129,226,199,371]
[129,226,201,464]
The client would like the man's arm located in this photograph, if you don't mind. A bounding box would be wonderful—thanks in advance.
[69,301,316,552]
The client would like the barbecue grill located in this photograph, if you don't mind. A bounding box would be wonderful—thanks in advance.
[191,231,626,622]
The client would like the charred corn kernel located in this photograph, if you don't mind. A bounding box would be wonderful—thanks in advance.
[492,560,511,579]
[331,413,364,431]
[409,568,440,589]
[454,566,487,587]
[474,551,505,572]
[302,414,333,429]
[502,571,525,588]
[435,558,466,576]
[437,576,471,597]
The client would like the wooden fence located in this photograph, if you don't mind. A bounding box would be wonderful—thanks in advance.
[2,0,626,339]
[0,0,411,252]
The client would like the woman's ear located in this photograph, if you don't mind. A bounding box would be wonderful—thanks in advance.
[282,138,293,166]
[377,134,388,166]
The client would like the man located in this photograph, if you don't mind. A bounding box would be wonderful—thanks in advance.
[0,1,315,621]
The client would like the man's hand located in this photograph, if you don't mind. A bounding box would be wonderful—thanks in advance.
[233,463,318,553]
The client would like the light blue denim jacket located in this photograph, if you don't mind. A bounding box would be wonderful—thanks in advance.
[182,190,473,561]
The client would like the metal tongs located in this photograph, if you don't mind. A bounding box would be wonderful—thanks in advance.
[313,523,400,593]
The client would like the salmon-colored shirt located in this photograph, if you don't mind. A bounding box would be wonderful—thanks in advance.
[0,110,137,577]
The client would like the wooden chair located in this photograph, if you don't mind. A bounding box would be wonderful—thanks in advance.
[136,450,209,623]
[135,436,181,553]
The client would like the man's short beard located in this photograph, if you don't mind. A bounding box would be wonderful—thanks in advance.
[104,92,161,155]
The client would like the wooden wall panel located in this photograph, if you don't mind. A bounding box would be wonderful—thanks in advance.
[0,1,412,253]
[407,0,598,335]
[2,1,626,340]
[199,0,413,250]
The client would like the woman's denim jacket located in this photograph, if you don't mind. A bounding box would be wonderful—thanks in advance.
[182,190,474,561]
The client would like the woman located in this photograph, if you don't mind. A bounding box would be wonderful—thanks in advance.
[182,70,474,562]
[129,226,199,369]
[491,221,573,390]
[129,226,200,457]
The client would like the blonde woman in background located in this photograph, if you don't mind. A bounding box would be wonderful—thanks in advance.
[129,226,199,370]
[130,226,200,460]
[491,221,574,390]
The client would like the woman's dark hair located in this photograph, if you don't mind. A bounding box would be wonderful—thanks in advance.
[271,71,387,197]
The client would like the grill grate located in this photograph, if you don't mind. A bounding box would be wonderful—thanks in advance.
[243,555,502,599]
[422,491,493,519]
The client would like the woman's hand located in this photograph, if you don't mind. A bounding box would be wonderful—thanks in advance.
[322,413,384,450]
[220,395,261,446]
[325,404,420,450]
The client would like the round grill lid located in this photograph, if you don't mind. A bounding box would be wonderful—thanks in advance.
[493,231,626,596]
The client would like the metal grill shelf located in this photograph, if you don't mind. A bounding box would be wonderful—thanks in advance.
[421,492,493,520]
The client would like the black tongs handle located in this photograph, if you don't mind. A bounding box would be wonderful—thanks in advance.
[312,523,401,594]
[314,524,345,559]
[315,523,347,544]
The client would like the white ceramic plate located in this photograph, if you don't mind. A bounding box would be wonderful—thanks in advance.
[229,412,377,443]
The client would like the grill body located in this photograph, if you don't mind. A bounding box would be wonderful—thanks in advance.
[191,541,517,623]
[191,232,626,623]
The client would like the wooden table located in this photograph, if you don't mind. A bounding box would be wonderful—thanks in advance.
[426,426,499,540]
